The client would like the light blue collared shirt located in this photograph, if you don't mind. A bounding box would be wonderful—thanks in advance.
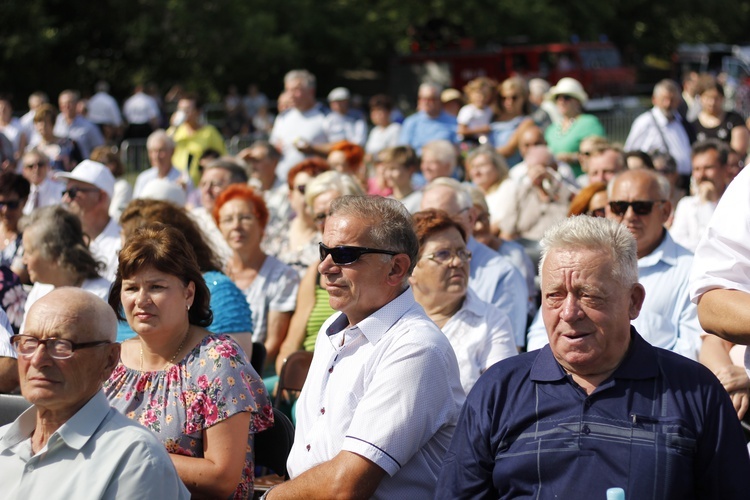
[398,111,458,155]
[0,391,189,499]
[467,237,529,347]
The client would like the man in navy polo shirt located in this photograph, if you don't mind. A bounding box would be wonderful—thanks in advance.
[437,216,750,499]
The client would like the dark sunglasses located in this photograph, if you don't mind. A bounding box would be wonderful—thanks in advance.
[319,242,398,265]
[608,200,664,216]
[0,200,21,210]
[62,187,99,200]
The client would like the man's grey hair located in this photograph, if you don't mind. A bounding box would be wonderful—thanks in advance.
[423,177,473,211]
[329,195,419,275]
[422,140,457,171]
[653,79,680,98]
[204,157,249,184]
[284,69,316,89]
[607,169,671,201]
[146,129,175,151]
[540,216,638,287]
[304,170,364,208]
[418,82,443,96]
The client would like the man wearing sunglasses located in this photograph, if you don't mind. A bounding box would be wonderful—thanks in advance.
[55,160,120,282]
[530,168,702,359]
[275,196,464,499]
[0,287,189,498]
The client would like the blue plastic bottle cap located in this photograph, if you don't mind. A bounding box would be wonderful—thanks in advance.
[606,487,626,500]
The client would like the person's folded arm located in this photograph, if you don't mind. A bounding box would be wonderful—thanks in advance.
[170,411,252,498]
[267,450,386,500]
[697,289,750,344]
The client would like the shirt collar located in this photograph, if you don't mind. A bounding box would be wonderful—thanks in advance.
[0,391,111,453]
[638,230,678,268]
[530,327,657,383]
[326,287,416,346]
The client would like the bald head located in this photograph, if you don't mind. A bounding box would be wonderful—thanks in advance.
[30,287,118,343]
[20,287,120,415]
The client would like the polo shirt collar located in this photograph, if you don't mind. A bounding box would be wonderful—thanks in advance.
[326,287,415,346]
[530,327,657,383]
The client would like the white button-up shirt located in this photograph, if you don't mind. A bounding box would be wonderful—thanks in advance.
[287,287,464,499]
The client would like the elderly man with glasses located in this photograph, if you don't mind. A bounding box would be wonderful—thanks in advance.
[268,195,464,499]
[0,287,188,498]
[527,169,703,360]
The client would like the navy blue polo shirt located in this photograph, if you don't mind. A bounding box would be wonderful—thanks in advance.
[437,328,750,499]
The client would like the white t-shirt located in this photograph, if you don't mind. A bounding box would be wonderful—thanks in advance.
[457,104,492,129]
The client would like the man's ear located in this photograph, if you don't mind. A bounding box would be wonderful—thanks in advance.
[385,253,411,286]
[629,283,646,320]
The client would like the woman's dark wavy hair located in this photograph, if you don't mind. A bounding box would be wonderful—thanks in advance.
[108,223,212,327]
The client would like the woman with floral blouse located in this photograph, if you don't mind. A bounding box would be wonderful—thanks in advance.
[104,223,272,499]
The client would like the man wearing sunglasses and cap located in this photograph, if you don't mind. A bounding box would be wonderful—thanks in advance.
[528,168,702,359]
[270,195,464,499]
[54,159,120,281]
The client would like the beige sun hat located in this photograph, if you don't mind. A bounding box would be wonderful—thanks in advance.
[548,77,588,105]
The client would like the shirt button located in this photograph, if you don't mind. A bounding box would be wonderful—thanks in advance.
[328,366,334,373]
[584,399,591,409]
[306,444,311,451]
[582,425,591,435]
[26,464,34,472]
[320,407,325,415]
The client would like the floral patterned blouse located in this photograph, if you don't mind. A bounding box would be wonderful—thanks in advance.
[104,334,273,499]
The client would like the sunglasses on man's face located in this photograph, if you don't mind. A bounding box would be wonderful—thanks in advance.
[62,187,99,200]
[319,242,398,266]
[0,200,21,210]
[608,200,664,216]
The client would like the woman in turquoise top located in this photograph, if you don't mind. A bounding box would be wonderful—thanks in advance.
[118,199,255,359]
[544,77,606,177]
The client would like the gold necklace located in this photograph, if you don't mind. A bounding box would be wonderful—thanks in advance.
[139,326,190,371]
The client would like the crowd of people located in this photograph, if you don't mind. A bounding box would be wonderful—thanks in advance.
[0,67,749,498]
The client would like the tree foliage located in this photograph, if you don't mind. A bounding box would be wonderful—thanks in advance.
[1,0,749,106]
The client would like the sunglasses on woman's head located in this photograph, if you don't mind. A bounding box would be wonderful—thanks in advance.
[319,242,398,266]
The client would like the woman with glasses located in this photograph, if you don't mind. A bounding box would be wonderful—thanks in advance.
[215,184,299,376]
[268,158,329,276]
[20,205,110,318]
[410,209,517,394]
[544,78,606,176]
[489,76,537,166]
[104,223,272,498]
[0,172,30,332]
[275,172,364,376]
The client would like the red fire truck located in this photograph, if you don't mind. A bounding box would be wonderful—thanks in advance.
[390,41,636,105]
